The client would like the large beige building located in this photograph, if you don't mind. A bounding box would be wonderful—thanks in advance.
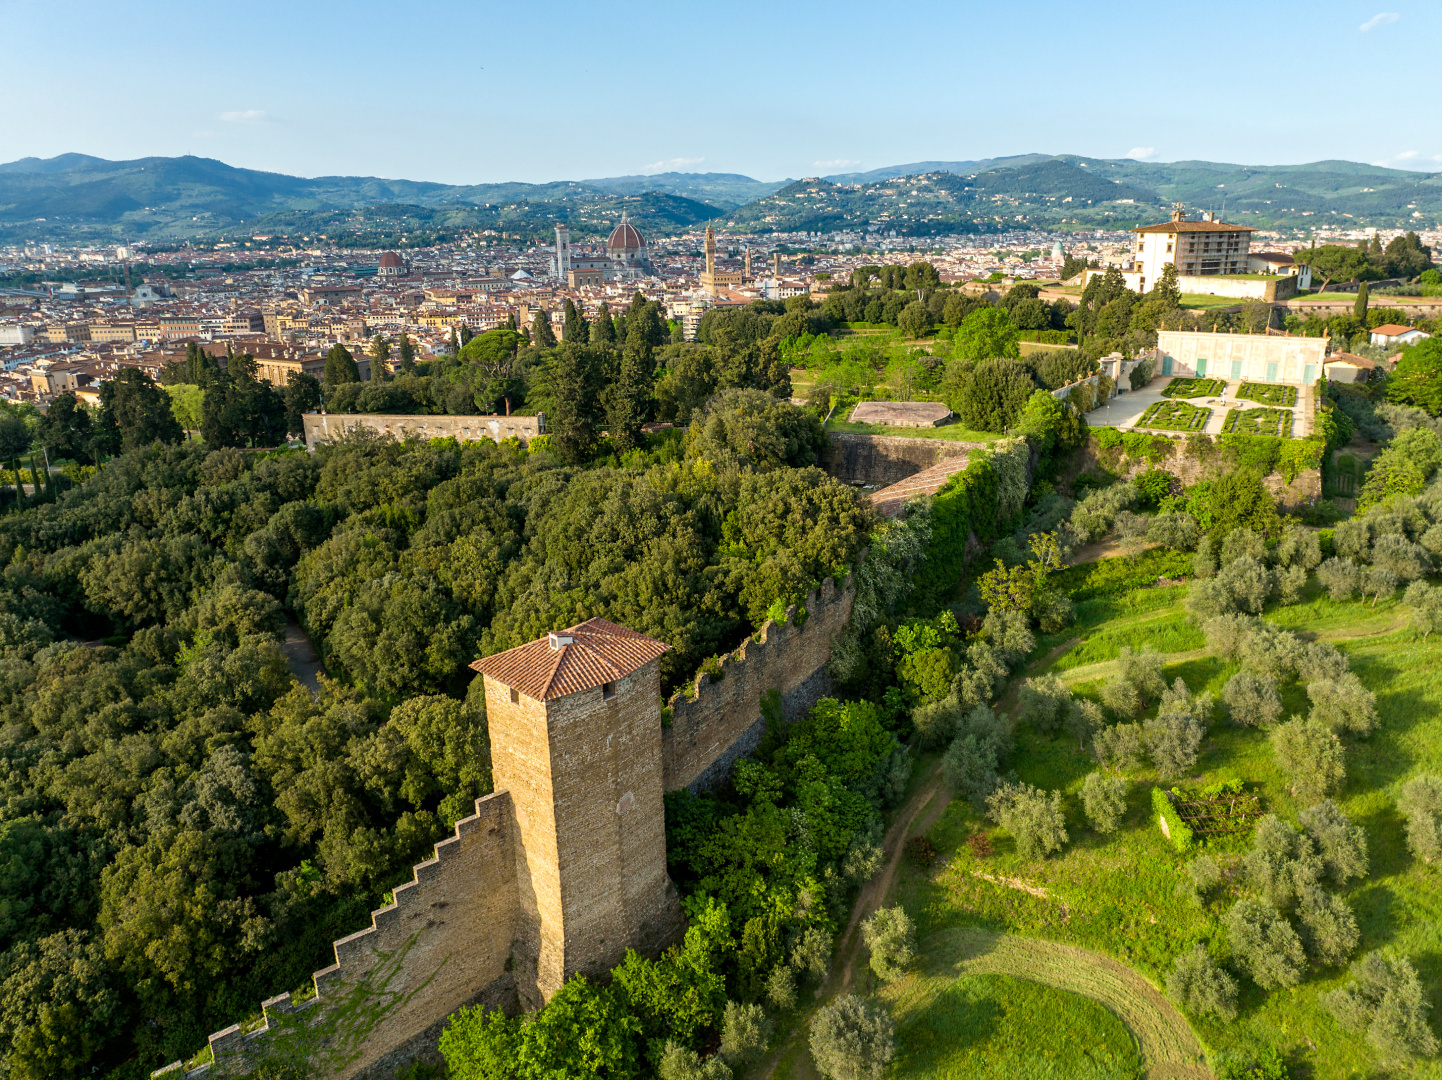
[1133,205,1255,290]
[1156,329,1326,384]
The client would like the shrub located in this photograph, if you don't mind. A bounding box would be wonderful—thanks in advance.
[1167,944,1239,1020]
[986,782,1068,858]
[1243,814,1323,909]
[1223,670,1282,727]
[1398,774,1442,864]
[1081,771,1129,833]
[1275,527,1323,570]
[1152,787,1194,852]
[1272,717,1346,802]
[1406,581,1442,641]
[1307,673,1379,737]
[1148,511,1200,551]
[1177,854,1222,905]
[1297,885,1360,967]
[1224,897,1306,990]
[1322,952,1441,1061]
[809,995,895,1080]
[720,1001,771,1065]
[1301,799,1369,885]
[660,1041,732,1080]
[765,965,798,1012]
[1094,722,1145,772]
[861,906,916,983]
[791,926,832,984]
[1317,557,1361,601]
[1297,640,1349,682]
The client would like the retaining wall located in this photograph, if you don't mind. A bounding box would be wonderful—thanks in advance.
[821,432,983,486]
[302,412,543,447]
[1079,438,1322,512]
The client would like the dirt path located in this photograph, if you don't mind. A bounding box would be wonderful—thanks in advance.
[899,928,1211,1080]
[281,620,323,696]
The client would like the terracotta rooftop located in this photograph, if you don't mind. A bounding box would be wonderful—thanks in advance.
[1135,221,1255,234]
[1370,324,1422,337]
[1326,352,1376,369]
[470,617,669,701]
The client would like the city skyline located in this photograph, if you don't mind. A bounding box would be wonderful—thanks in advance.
[1,0,1435,186]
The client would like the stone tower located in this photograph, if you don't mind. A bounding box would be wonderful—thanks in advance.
[743,247,751,279]
[704,222,716,279]
[553,224,571,281]
[472,618,684,1008]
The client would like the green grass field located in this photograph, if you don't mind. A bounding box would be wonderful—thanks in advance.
[825,419,1003,442]
[890,576,1442,1080]
[884,971,1144,1080]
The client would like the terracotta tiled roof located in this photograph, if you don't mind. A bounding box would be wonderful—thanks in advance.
[607,215,645,253]
[1370,324,1419,337]
[1326,352,1376,369]
[1135,221,1255,234]
[470,617,669,701]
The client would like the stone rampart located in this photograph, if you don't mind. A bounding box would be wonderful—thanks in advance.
[302,412,544,447]
[821,432,982,486]
[662,576,854,793]
[1079,437,1322,512]
[158,793,520,1080]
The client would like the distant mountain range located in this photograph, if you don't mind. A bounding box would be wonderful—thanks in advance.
[0,152,1438,247]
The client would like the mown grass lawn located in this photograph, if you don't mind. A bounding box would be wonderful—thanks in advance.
[884,972,1143,1080]
[892,579,1442,1080]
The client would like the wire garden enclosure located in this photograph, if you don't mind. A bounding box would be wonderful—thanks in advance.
[1156,779,1263,851]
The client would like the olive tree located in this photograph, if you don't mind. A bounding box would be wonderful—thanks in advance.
[1224,897,1307,990]
[986,782,1068,858]
[1398,774,1442,864]
[1092,722,1145,772]
[1301,800,1369,885]
[1405,581,1442,642]
[660,1041,732,1080]
[1017,674,1071,732]
[1308,674,1379,737]
[1317,557,1361,601]
[1144,708,1205,778]
[809,995,895,1080]
[1323,952,1441,1061]
[1222,670,1281,727]
[1176,854,1223,906]
[1272,717,1346,803]
[720,1000,772,1065]
[1080,771,1128,833]
[1167,944,1238,1020]
[1243,815,1323,909]
[861,906,915,983]
[1297,885,1360,967]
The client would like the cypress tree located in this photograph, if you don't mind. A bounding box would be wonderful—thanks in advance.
[608,318,655,454]
[1353,282,1369,323]
[324,343,361,387]
[503,311,517,331]
[590,302,616,346]
[550,342,601,464]
[532,309,557,348]
[397,332,417,373]
[563,298,587,343]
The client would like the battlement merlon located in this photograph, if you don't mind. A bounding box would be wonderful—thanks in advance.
[663,574,855,793]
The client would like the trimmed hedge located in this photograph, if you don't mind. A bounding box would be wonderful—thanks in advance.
[1235,382,1297,407]
[1161,377,1225,399]
[1152,787,1194,852]
[1138,400,1212,432]
[1222,408,1293,437]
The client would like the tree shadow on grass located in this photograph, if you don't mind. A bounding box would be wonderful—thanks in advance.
[892,977,1004,1072]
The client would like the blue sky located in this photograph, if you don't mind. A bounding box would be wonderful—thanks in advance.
[0,0,1435,184]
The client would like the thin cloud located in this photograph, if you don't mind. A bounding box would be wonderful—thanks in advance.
[219,109,269,124]
[814,159,860,169]
[1371,150,1438,169]
[1359,12,1398,31]
[1126,147,1157,160]
[639,157,703,174]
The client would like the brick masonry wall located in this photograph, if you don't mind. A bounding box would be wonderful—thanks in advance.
[663,576,855,793]
[302,412,543,447]
[820,432,982,486]
[164,793,520,1080]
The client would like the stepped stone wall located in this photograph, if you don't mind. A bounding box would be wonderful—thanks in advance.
[663,576,854,793]
[821,432,983,486]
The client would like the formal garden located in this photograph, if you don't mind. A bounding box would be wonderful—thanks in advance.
[1223,407,1294,437]
[1162,378,1226,400]
[1237,383,1299,408]
[1137,399,1214,432]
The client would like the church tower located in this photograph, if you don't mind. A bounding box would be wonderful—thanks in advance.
[554,224,571,282]
[704,223,716,279]
[473,619,684,1008]
[743,247,752,280]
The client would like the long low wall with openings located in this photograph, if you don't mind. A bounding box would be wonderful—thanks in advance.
[662,576,855,793]
[303,412,544,447]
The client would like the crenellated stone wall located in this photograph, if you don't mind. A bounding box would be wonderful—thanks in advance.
[157,793,520,1080]
[662,576,855,793]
